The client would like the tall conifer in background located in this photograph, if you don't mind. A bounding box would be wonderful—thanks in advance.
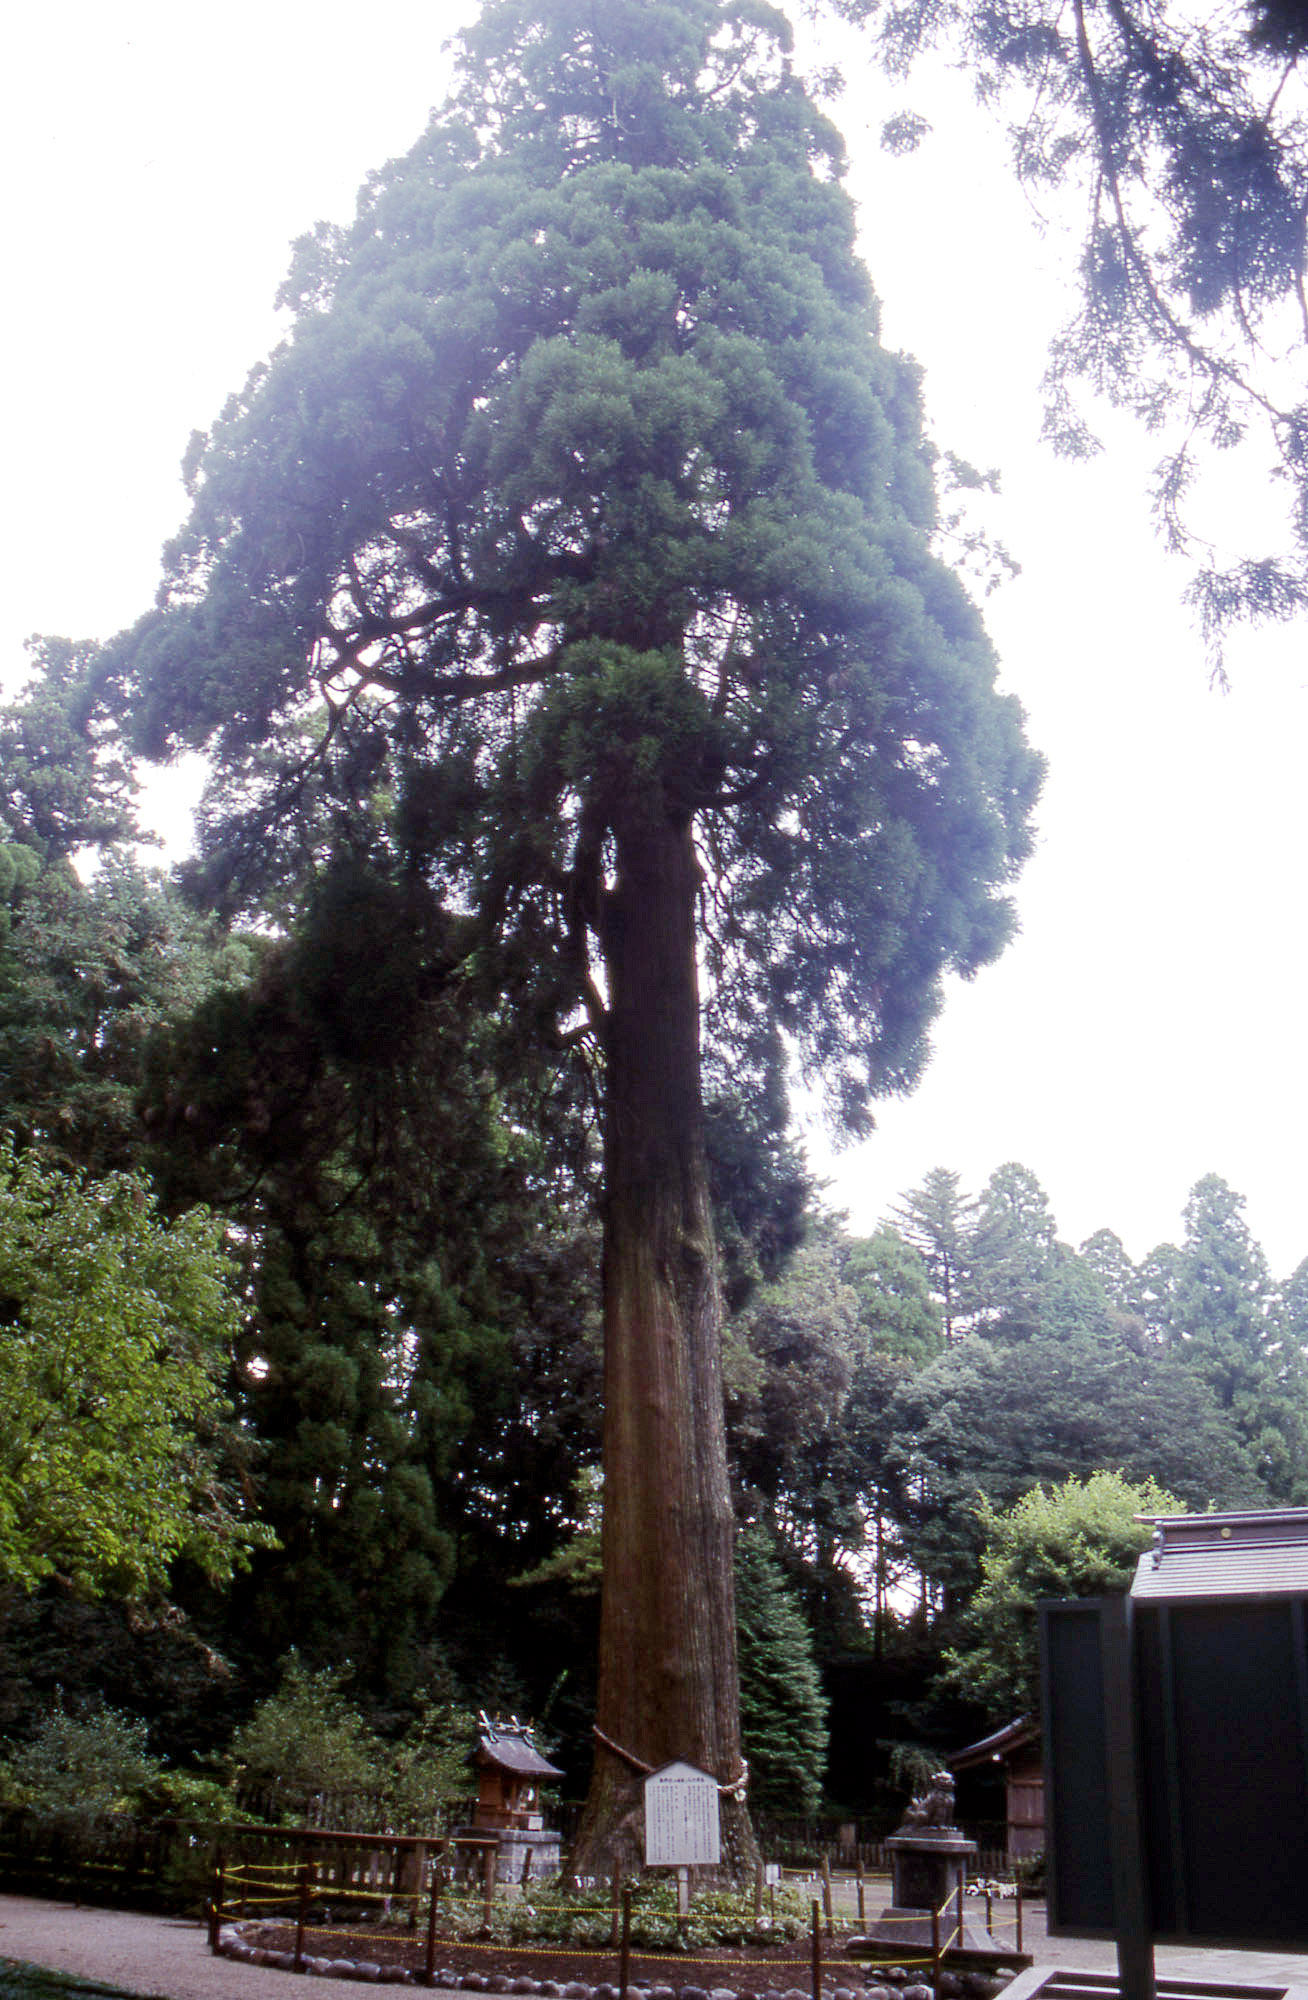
[108,0,1041,1868]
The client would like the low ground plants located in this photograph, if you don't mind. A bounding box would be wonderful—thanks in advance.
[0,1967,135,2000]
[422,1878,810,1952]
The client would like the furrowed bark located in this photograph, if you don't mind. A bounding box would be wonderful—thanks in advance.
[568,809,757,1882]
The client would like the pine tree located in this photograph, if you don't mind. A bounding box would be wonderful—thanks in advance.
[106,0,1041,1868]
[1163,1176,1308,1500]
[735,1527,827,1817]
[892,1168,976,1342]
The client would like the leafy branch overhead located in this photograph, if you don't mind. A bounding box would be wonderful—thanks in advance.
[836,0,1308,658]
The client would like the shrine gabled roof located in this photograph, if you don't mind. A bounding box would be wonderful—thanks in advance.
[949,1715,1038,1771]
[472,1732,563,1779]
[1130,1506,1308,1601]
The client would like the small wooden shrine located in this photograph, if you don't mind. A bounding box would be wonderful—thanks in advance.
[465,1715,563,1880]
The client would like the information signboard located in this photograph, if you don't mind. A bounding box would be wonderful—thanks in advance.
[643,1760,721,1866]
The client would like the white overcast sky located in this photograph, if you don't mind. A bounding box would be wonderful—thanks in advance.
[5,1,1306,1277]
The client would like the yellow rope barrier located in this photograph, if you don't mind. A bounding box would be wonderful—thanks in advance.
[231,1916,940,1974]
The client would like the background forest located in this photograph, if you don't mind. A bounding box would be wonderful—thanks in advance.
[0,677,1301,1825]
[3,0,1307,1850]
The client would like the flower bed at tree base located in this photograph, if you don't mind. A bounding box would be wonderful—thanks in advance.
[227,1922,1016,2000]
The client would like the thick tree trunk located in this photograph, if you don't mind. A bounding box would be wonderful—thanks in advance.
[568,810,757,1883]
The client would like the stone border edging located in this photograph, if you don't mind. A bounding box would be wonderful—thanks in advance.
[217,1927,1012,2000]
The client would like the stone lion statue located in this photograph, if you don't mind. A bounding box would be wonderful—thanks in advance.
[900,1769,957,1831]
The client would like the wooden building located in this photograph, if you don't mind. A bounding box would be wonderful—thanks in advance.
[949,1715,1044,1862]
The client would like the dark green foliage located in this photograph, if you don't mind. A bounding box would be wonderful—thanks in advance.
[141,854,604,1710]
[98,0,1042,1844]
[735,1527,828,1815]
[106,0,1042,1139]
[891,1167,974,1342]
[0,640,137,859]
[4,0,1301,1822]
[1138,1175,1308,1500]
[841,1225,944,1366]
[0,1965,137,2000]
[887,1328,1267,1604]
[726,1223,932,1655]
[0,1590,241,1764]
[0,851,245,1176]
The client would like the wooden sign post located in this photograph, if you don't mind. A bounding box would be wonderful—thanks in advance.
[643,1761,721,1916]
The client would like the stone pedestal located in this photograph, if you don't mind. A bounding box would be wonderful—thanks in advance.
[855,1827,996,1956]
[450,1823,561,1885]
[888,1828,977,1913]
[494,1825,560,1884]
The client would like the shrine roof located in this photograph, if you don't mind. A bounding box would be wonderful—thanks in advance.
[472,1731,563,1779]
[948,1715,1038,1771]
[1131,1506,1308,1601]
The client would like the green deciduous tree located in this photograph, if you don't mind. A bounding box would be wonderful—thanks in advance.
[941,1471,1176,1721]
[0,1143,269,1600]
[105,0,1041,1868]
[228,1655,385,1809]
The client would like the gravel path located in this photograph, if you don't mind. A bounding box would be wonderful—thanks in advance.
[0,1894,1305,2000]
[0,1897,346,2000]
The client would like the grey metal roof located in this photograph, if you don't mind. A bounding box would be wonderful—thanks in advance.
[1129,1507,1308,1601]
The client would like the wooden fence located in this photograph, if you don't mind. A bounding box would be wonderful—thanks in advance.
[0,1805,1018,1914]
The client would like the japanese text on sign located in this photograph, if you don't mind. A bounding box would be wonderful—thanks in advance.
[644,1760,721,1866]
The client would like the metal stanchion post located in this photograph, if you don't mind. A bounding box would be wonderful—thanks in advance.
[424,1862,441,1986]
[821,1853,834,1938]
[811,1899,822,2000]
[1016,1881,1023,1954]
[294,1862,310,1973]
[856,1854,866,1928]
[482,1843,497,1930]
[209,1851,226,1954]
[931,1902,941,1991]
[985,1886,994,1939]
[619,1885,632,2000]
[956,1877,964,1948]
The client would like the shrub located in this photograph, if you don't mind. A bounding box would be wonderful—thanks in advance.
[2,1702,160,1820]
[227,1655,383,1803]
